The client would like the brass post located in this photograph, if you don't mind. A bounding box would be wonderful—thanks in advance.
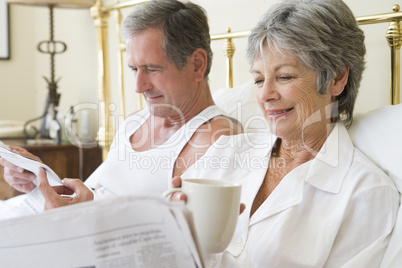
[223,28,236,88]
[115,4,126,118]
[386,4,402,105]
[91,0,115,160]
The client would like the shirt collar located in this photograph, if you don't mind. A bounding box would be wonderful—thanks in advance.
[304,123,354,193]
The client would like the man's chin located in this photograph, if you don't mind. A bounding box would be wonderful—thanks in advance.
[148,104,184,119]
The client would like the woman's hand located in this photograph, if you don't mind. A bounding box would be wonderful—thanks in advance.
[37,167,94,210]
[170,176,186,201]
[170,176,246,214]
[0,146,40,193]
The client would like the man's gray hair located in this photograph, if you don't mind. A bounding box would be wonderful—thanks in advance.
[247,0,366,127]
[121,0,213,77]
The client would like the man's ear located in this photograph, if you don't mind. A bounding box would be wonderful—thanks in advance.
[191,48,208,81]
[330,67,350,96]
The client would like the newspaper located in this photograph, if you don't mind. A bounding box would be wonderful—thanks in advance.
[0,195,204,268]
[0,140,62,186]
[0,139,63,216]
[0,141,204,266]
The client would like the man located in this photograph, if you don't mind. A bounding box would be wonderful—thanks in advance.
[0,0,241,210]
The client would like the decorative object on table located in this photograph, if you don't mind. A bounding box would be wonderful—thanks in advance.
[6,0,95,143]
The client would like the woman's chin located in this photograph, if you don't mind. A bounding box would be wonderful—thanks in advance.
[267,124,300,141]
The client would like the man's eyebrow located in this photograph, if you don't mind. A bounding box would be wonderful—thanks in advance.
[128,64,164,69]
[144,64,164,69]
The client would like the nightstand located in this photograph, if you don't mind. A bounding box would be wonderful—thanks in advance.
[0,139,103,200]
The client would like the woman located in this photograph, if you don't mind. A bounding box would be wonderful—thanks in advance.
[177,0,399,267]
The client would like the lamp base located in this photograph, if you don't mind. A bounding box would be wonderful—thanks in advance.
[23,91,62,144]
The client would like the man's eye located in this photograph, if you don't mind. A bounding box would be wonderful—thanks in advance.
[146,67,158,72]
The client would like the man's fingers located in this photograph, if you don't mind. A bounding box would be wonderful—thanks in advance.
[52,185,75,196]
[11,183,36,193]
[8,145,28,153]
[8,146,42,163]
[0,158,25,173]
[5,168,36,183]
[37,167,58,201]
[62,178,94,201]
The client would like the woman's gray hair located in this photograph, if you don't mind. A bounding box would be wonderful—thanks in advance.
[121,0,213,77]
[247,0,366,127]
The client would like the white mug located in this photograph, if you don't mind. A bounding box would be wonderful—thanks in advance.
[163,178,241,254]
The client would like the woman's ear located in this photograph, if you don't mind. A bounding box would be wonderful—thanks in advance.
[330,67,350,96]
[191,48,208,81]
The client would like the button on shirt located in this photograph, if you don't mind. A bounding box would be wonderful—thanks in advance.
[182,123,399,268]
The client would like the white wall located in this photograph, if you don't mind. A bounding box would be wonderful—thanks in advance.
[0,0,400,137]
[201,0,402,114]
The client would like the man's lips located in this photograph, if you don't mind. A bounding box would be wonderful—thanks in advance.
[145,95,163,100]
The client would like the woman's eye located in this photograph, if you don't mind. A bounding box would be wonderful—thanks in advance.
[278,76,292,81]
[254,79,264,86]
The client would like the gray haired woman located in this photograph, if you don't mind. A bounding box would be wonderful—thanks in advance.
[178,0,399,267]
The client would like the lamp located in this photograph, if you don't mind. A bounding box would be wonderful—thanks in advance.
[6,0,95,143]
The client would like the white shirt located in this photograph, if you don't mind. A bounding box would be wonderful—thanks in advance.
[182,123,399,268]
[85,105,223,197]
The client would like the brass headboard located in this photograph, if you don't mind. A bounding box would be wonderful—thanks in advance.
[90,0,402,159]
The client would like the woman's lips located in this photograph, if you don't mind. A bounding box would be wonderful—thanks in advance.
[266,107,294,119]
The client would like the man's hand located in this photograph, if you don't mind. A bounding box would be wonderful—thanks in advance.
[171,176,246,214]
[0,146,40,193]
[37,167,94,210]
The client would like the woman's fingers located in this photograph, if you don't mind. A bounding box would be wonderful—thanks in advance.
[240,203,246,215]
[171,176,182,188]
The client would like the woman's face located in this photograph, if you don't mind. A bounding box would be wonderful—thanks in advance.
[251,46,333,141]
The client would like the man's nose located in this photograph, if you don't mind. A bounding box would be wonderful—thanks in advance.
[135,70,151,94]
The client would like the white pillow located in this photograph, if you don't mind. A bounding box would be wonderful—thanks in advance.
[348,104,402,190]
[349,104,402,268]
[212,81,268,132]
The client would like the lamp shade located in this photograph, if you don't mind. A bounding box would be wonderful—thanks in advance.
[6,0,95,8]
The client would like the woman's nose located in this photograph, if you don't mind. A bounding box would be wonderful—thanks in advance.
[258,80,280,103]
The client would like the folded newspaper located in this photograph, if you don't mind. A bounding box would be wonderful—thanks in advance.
[0,140,62,186]
[0,140,63,216]
[0,141,204,267]
[0,195,204,268]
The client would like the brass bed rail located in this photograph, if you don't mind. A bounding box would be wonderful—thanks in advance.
[91,0,402,159]
[211,5,402,105]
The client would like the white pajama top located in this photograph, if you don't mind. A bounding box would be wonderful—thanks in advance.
[85,105,224,196]
[182,123,399,268]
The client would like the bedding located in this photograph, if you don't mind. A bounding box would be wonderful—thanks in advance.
[348,104,402,267]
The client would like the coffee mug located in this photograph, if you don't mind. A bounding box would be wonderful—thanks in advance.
[163,178,241,254]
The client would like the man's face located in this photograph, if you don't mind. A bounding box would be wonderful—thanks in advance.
[126,28,199,119]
